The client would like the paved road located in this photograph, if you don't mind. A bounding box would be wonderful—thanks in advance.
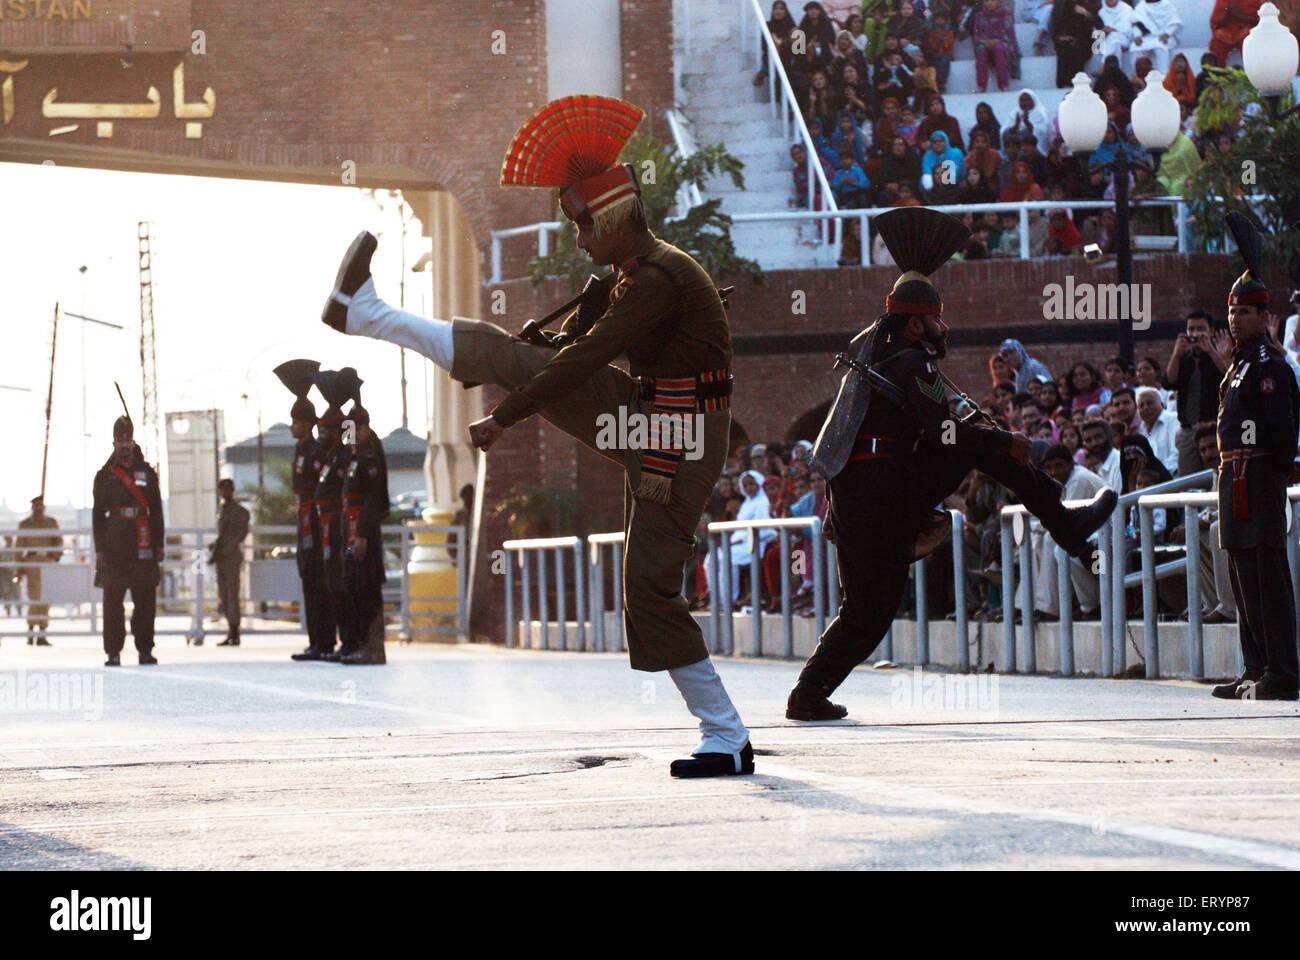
[2,632,1298,870]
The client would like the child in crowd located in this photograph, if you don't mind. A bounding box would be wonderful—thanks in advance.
[895,103,921,142]
[911,50,940,111]
[927,11,955,93]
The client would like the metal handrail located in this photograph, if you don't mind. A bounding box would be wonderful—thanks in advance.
[664,109,705,211]
[502,534,587,651]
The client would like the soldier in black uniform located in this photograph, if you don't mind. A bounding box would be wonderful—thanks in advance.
[1211,213,1300,701]
[790,208,1117,720]
[275,360,334,662]
[312,368,362,662]
[339,396,389,666]
[92,415,164,667]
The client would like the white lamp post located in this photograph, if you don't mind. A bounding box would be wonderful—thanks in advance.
[1054,71,1181,368]
[1243,2,1300,120]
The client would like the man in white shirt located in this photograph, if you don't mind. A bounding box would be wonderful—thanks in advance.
[1097,0,1135,62]
[1025,445,1108,617]
[1082,418,1122,490]
[1135,385,1181,474]
[1281,289,1300,387]
[1130,0,1183,72]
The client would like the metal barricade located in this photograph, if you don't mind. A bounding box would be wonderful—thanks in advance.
[502,535,586,650]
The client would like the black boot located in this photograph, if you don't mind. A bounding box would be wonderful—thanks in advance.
[786,684,849,721]
[138,651,158,665]
[291,646,326,661]
[321,231,378,332]
[1048,488,1118,561]
[1211,671,1260,699]
[105,653,121,667]
[670,741,755,778]
[1240,673,1300,701]
[217,632,240,647]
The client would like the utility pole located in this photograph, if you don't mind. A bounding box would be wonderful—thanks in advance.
[40,303,58,500]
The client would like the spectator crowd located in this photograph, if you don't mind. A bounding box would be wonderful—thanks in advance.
[762,0,1297,262]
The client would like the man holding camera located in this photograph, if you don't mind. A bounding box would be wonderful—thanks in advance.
[1165,309,1232,477]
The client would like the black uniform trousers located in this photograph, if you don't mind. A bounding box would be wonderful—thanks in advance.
[321,539,349,654]
[797,442,1070,693]
[1227,544,1298,686]
[300,550,335,653]
[343,549,384,651]
[102,565,158,656]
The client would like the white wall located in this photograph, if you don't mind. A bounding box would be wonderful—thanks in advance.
[547,0,623,100]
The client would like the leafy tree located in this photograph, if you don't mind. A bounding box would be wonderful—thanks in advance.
[490,480,617,539]
[529,133,765,293]
[1185,67,1300,280]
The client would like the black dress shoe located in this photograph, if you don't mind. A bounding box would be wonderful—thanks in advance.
[35,635,51,646]
[291,647,326,661]
[786,685,849,721]
[1211,671,1260,699]
[1054,488,1118,561]
[105,654,121,667]
[217,637,240,647]
[321,231,378,332]
[321,649,347,662]
[670,741,755,778]
[138,653,158,666]
[1239,674,1300,701]
[341,649,383,665]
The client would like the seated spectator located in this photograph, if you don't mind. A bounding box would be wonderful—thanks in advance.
[828,28,872,88]
[920,130,965,199]
[993,210,1023,256]
[873,96,904,148]
[917,93,964,150]
[837,64,872,120]
[1028,0,1055,54]
[895,103,921,142]
[875,134,922,197]
[874,33,917,73]
[789,141,834,208]
[970,0,1020,92]
[1060,421,1086,464]
[1000,339,1053,392]
[964,128,1001,182]
[809,116,840,167]
[1195,51,1220,104]
[832,150,872,206]
[1155,128,1201,195]
[754,0,797,86]
[1017,135,1050,188]
[1038,378,1065,418]
[962,231,992,260]
[894,181,924,205]
[874,50,914,105]
[996,131,1020,188]
[889,0,930,59]
[1097,0,1136,64]
[988,352,1013,387]
[1163,52,1198,106]
[1168,425,1237,622]
[1052,0,1102,87]
[1131,0,1184,74]
[1006,89,1050,153]
[958,165,997,204]
[911,49,940,110]
[837,216,864,266]
[1047,208,1083,254]
[1093,55,1136,109]
[804,69,838,135]
[830,109,869,164]
[799,0,840,51]
[998,160,1043,203]
[1109,384,1139,437]
[1103,357,1132,394]
[1079,207,1117,253]
[972,100,1002,147]
[1082,418,1122,489]
[927,11,956,92]
[1134,385,1180,474]
[1209,0,1262,67]
[1134,355,1172,408]
[844,10,869,50]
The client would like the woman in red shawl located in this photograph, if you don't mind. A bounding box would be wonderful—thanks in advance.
[916,94,964,151]
[998,160,1043,202]
[1163,52,1198,106]
[1047,208,1082,253]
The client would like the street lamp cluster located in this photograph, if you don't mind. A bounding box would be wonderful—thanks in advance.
[1053,1,1299,367]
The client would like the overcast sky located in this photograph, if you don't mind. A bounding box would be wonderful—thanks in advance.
[1,160,438,513]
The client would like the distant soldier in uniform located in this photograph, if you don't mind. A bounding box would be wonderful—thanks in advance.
[339,395,389,665]
[274,359,333,662]
[790,207,1118,720]
[320,96,754,778]
[1211,213,1300,701]
[17,495,61,646]
[92,415,163,666]
[312,368,362,662]
[208,479,250,647]
[0,536,18,618]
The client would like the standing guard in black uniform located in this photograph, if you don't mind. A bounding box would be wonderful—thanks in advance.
[339,391,389,666]
[312,367,362,662]
[92,415,164,667]
[1211,212,1300,701]
[789,207,1118,720]
[275,359,334,662]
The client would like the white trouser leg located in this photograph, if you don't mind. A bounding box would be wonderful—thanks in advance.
[344,277,454,371]
[668,657,750,764]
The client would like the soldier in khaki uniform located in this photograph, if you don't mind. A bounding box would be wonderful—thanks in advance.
[321,96,754,779]
[18,495,61,646]
[208,478,250,646]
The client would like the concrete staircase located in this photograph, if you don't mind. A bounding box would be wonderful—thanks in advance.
[671,0,1231,270]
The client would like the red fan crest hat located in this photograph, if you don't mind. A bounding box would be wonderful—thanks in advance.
[500,95,646,237]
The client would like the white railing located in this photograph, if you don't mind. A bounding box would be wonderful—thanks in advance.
[664,108,705,213]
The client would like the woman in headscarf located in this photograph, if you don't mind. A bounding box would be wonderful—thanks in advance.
[1155,128,1200,195]
[836,63,872,121]
[1163,52,1198,106]
[809,116,839,167]
[1089,121,1125,168]
[754,0,797,86]
[874,134,923,198]
[969,0,1020,92]
[1093,54,1136,107]
[958,164,998,204]
[999,338,1054,391]
[830,109,869,165]
[1047,208,1083,253]
[916,93,964,150]
[1101,84,1131,129]
[1006,89,1051,153]
[798,0,838,48]
[973,100,1003,146]
[828,28,871,88]
[729,470,776,604]
[998,160,1043,202]
[873,96,903,149]
[1050,0,1101,87]
[888,0,930,59]
[988,351,1013,387]
[1120,434,1171,493]
[920,129,965,200]
[1195,51,1220,104]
